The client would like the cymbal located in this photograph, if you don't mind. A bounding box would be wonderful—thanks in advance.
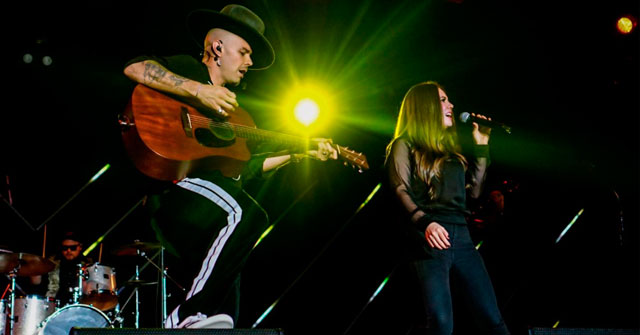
[0,246,13,254]
[111,241,161,256]
[0,252,55,276]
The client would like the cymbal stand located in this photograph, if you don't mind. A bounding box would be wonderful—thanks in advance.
[8,268,17,335]
[112,284,136,327]
[2,270,25,335]
[112,250,143,329]
[138,248,184,328]
[72,263,84,304]
[135,263,140,329]
[2,275,26,298]
[160,246,166,327]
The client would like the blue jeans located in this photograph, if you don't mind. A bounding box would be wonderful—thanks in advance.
[413,223,510,335]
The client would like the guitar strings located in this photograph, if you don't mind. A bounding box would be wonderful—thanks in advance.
[188,113,367,165]
[188,114,307,141]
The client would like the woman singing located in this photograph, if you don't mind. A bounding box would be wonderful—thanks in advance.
[386,81,509,334]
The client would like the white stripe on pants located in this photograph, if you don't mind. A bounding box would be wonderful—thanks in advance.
[165,177,242,328]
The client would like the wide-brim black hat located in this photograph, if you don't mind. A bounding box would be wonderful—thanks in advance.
[187,4,275,70]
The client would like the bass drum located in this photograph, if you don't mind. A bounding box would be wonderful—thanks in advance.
[36,304,111,335]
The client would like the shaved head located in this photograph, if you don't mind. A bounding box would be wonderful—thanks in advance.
[205,28,243,49]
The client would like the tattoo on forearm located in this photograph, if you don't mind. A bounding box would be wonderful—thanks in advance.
[143,63,167,83]
[142,63,188,87]
[168,75,187,87]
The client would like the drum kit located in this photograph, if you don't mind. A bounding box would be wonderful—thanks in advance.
[0,241,172,335]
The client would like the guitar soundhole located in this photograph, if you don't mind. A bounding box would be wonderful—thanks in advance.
[195,128,236,147]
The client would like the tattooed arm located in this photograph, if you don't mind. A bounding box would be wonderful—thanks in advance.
[123,60,236,116]
[124,60,199,99]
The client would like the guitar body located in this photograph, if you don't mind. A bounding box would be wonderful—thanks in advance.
[121,84,253,181]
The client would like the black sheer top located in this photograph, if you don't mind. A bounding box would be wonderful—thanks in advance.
[386,138,490,231]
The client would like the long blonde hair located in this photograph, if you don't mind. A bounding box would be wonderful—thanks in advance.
[387,81,466,199]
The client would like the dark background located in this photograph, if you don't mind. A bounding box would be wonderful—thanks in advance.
[1,0,638,334]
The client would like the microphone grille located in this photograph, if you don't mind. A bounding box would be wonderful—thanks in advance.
[459,112,471,123]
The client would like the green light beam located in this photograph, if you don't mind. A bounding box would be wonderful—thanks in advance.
[38,163,111,230]
[253,181,318,249]
[252,299,279,329]
[555,208,584,244]
[333,0,430,88]
[327,0,373,73]
[253,224,274,249]
[368,276,390,303]
[252,183,381,328]
[83,197,145,256]
[357,183,381,212]
[89,164,110,183]
[343,267,397,335]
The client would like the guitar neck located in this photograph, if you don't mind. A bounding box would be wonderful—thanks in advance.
[187,104,368,170]
[228,123,309,149]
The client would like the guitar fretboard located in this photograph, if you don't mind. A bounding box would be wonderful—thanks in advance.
[189,114,310,148]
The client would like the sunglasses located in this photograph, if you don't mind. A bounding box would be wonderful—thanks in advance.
[61,244,80,251]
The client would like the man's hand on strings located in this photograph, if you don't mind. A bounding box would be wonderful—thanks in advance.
[307,138,338,161]
[195,84,238,118]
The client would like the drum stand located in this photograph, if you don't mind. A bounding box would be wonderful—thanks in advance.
[114,247,181,328]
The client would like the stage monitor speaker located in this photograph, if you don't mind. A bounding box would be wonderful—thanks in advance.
[529,328,639,335]
[71,328,285,335]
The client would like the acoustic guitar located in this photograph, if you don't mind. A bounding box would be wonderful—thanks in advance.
[120,84,369,181]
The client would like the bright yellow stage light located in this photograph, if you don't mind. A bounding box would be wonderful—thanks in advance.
[281,81,336,134]
[294,98,320,126]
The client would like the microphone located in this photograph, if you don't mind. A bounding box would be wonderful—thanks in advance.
[459,112,512,134]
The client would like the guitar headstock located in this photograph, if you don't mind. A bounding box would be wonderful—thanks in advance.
[336,145,369,173]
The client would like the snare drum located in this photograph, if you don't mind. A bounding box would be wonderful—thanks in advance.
[11,295,58,335]
[36,304,111,335]
[80,263,118,311]
[0,299,7,335]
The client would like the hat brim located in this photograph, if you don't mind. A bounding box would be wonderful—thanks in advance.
[187,10,275,70]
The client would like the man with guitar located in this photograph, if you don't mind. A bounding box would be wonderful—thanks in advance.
[123,4,339,329]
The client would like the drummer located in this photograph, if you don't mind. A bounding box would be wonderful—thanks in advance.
[39,231,93,306]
